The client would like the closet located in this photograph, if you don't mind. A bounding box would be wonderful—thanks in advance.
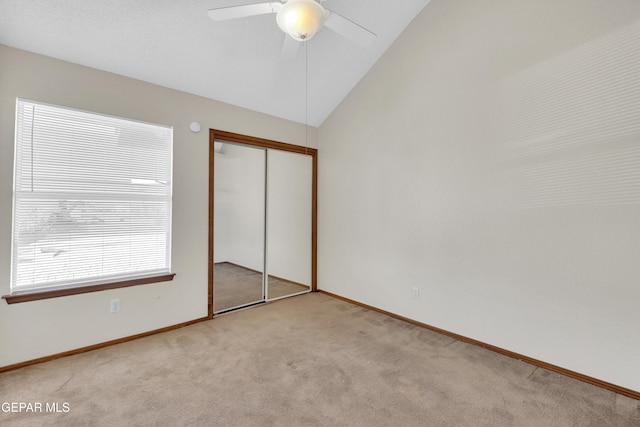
[209,130,317,315]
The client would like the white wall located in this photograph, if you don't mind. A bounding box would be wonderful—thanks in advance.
[318,0,640,391]
[214,145,313,286]
[267,150,313,286]
[214,143,266,271]
[0,44,316,367]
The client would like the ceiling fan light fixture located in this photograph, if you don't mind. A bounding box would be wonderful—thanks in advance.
[276,0,326,42]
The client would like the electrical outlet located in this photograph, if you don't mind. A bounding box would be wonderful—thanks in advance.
[412,287,420,299]
[110,299,120,313]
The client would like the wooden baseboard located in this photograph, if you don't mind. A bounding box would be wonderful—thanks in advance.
[216,262,309,289]
[0,316,209,373]
[318,290,640,401]
[267,275,309,289]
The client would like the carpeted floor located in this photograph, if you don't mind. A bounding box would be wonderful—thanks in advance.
[1,292,638,426]
[214,262,309,312]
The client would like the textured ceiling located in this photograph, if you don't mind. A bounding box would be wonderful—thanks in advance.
[0,0,430,127]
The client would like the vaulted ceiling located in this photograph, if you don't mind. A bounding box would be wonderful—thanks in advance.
[0,0,431,126]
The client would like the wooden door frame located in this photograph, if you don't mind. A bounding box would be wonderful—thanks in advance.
[208,129,318,319]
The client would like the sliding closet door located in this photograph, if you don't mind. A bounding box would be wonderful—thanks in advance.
[266,149,313,300]
[213,142,266,313]
[209,129,317,317]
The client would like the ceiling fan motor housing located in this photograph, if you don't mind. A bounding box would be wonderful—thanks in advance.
[276,0,326,41]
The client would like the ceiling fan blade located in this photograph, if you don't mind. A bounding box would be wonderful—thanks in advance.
[207,2,281,21]
[280,35,300,62]
[324,11,377,48]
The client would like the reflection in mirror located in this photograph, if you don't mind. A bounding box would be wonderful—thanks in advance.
[266,149,312,300]
[213,142,266,313]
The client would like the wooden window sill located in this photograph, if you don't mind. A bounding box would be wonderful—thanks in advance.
[2,274,176,304]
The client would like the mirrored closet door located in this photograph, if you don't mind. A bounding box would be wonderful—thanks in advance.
[210,130,317,316]
[213,142,266,313]
[266,149,313,300]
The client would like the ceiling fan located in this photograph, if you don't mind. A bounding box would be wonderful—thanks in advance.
[208,0,377,60]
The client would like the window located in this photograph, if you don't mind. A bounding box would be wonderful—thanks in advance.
[7,99,173,301]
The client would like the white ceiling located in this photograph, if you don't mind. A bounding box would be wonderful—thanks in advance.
[0,0,430,127]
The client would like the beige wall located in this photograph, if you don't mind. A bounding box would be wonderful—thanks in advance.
[318,0,640,391]
[0,44,316,367]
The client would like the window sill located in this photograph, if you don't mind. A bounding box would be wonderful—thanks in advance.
[2,274,176,304]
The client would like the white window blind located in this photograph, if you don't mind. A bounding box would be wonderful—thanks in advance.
[11,99,173,293]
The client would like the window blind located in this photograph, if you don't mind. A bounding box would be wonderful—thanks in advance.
[11,99,173,293]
